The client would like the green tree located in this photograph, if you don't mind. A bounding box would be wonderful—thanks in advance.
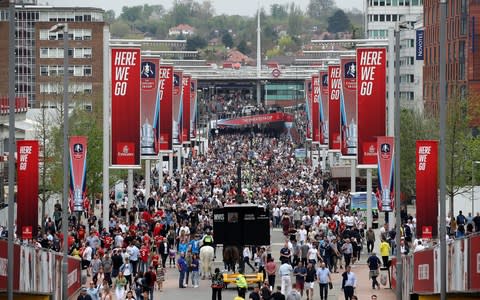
[307,0,335,19]
[222,32,234,48]
[186,35,208,51]
[287,3,304,37]
[270,4,288,19]
[237,40,251,55]
[120,6,143,22]
[327,9,351,33]
[104,10,116,24]
[445,98,473,217]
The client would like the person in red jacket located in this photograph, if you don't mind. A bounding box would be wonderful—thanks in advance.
[139,244,150,273]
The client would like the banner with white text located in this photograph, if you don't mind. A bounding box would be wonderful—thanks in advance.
[416,140,438,238]
[111,46,141,166]
[357,47,387,165]
[17,140,39,239]
[328,65,341,151]
[311,74,321,143]
[305,79,312,140]
[158,65,174,151]
[182,74,191,144]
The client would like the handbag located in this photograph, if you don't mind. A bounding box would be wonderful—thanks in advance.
[329,282,333,289]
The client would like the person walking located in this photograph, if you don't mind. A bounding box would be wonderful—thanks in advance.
[341,265,357,300]
[341,239,353,268]
[266,257,277,289]
[316,262,332,300]
[304,262,316,300]
[366,252,381,289]
[286,283,301,300]
[177,252,188,288]
[379,239,390,268]
[243,246,256,273]
[292,261,306,297]
[211,267,224,300]
[278,260,293,296]
[113,272,127,300]
[366,227,376,254]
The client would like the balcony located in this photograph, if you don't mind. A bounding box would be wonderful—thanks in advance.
[0,96,28,124]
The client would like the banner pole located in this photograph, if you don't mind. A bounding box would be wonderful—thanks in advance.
[128,169,134,212]
[7,2,15,299]
[350,160,356,193]
[102,25,110,232]
[145,159,151,198]
[367,168,373,229]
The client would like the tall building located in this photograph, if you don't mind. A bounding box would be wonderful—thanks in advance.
[423,0,480,123]
[365,0,424,112]
[0,1,106,110]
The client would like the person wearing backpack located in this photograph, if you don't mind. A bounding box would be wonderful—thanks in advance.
[211,267,224,300]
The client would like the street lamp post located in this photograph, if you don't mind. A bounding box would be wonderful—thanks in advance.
[50,22,69,300]
[472,161,480,216]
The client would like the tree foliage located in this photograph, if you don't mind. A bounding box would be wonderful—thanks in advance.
[222,32,234,48]
[186,35,208,50]
[327,9,351,33]
[307,0,336,19]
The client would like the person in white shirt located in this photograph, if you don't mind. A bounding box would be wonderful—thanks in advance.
[316,262,332,300]
[307,245,319,265]
[341,265,357,300]
[414,240,425,252]
[243,246,256,272]
[297,225,307,245]
[278,262,293,295]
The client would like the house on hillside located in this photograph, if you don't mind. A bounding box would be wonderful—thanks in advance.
[168,24,196,37]
[224,49,254,66]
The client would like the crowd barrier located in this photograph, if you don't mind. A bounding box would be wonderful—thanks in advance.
[0,240,81,298]
[391,233,480,298]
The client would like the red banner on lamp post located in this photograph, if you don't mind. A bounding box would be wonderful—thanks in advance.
[340,56,357,156]
[328,65,341,151]
[305,78,312,140]
[311,74,320,143]
[319,70,329,146]
[356,47,386,165]
[158,65,173,151]
[416,140,439,238]
[17,140,39,239]
[140,56,161,157]
[173,70,183,145]
[111,46,141,166]
[182,74,191,144]
[190,79,198,140]
[69,136,88,212]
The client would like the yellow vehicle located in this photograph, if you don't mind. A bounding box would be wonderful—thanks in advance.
[223,273,264,287]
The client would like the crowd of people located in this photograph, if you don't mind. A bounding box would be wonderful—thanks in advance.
[11,94,480,300]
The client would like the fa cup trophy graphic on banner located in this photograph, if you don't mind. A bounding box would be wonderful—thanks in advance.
[346,118,357,153]
[141,118,155,155]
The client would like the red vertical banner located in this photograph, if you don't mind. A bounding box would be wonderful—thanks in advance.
[319,70,329,146]
[69,136,88,212]
[376,136,394,212]
[111,47,141,166]
[158,65,173,151]
[357,47,387,165]
[305,79,312,140]
[311,74,320,143]
[17,140,39,239]
[416,140,439,238]
[469,235,480,291]
[328,65,341,151]
[182,75,191,144]
[413,249,435,293]
[140,56,161,157]
[190,79,198,140]
[340,55,357,156]
[173,70,183,144]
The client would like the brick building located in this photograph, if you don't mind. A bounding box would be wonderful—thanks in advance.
[0,1,106,110]
[423,0,480,124]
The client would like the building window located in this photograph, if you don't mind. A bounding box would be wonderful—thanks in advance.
[380,15,385,21]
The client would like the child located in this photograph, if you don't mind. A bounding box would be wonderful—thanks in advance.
[156,265,166,291]
[169,247,176,267]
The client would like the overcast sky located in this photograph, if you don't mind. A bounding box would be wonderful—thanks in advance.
[40,0,364,17]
